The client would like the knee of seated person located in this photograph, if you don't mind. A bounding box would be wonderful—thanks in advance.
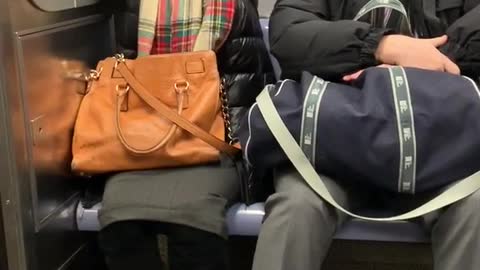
[446,189,480,223]
[458,189,480,211]
[270,188,332,221]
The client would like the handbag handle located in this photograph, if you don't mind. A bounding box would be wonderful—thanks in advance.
[115,83,187,154]
[115,60,240,157]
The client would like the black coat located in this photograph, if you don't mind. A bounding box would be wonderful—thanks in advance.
[108,0,273,142]
[270,0,480,80]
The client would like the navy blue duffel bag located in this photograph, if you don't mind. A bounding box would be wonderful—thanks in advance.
[239,66,480,221]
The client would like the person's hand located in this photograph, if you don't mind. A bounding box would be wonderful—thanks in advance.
[375,34,460,75]
[343,64,393,82]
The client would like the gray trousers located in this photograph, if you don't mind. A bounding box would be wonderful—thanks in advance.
[252,167,480,270]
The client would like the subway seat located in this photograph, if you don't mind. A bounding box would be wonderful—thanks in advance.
[74,18,430,244]
[76,202,429,242]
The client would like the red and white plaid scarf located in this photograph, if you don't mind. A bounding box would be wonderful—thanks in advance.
[138,0,235,56]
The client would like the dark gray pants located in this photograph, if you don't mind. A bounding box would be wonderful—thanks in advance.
[252,168,480,270]
[98,221,229,270]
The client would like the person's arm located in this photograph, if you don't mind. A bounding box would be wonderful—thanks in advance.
[270,0,460,81]
[345,34,460,81]
[441,3,480,78]
[269,0,392,80]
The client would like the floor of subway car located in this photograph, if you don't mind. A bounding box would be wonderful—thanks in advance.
[229,237,432,270]
[67,235,433,270]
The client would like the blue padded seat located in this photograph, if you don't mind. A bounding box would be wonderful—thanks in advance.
[77,203,429,243]
[76,202,429,243]
[225,203,429,243]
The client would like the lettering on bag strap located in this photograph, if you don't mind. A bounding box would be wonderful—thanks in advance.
[389,67,417,194]
[299,77,329,164]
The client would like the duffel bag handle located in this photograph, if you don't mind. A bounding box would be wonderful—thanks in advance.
[256,75,480,222]
[353,0,413,37]
[354,0,409,21]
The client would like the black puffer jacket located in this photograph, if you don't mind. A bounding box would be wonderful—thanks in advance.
[270,0,480,80]
[106,0,273,142]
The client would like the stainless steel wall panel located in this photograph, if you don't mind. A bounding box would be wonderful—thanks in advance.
[15,15,113,228]
[33,198,91,270]
[0,199,9,270]
[31,0,100,12]
[0,0,31,269]
[0,1,115,269]
[9,0,103,33]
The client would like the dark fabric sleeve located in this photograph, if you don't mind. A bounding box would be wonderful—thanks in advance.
[102,0,139,59]
[441,3,480,78]
[216,0,275,141]
[464,0,480,12]
[269,0,394,80]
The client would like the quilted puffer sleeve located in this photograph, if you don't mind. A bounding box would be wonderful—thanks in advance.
[441,4,480,79]
[269,0,394,81]
[216,0,274,142]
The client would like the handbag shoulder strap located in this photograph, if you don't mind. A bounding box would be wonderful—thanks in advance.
[255,79,480,222]
[116,61,240,157]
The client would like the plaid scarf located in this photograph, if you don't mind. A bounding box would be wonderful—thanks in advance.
[138,0,235,56]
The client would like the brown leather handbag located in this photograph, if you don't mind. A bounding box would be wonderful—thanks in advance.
[71,51,239,174]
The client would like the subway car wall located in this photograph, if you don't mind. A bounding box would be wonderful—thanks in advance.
[0,0,113,269]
